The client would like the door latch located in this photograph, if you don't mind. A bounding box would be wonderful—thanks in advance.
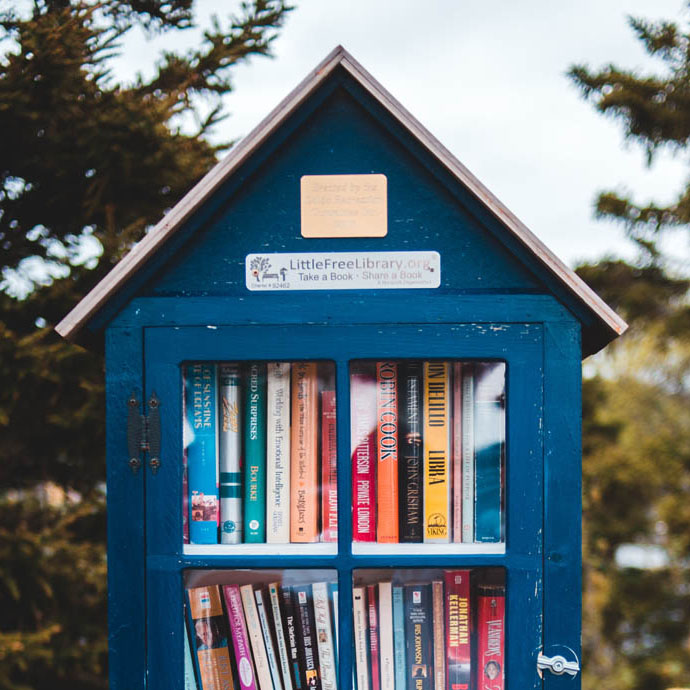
[537,652,580,677]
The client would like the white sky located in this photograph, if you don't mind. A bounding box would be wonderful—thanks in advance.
[116,0,690,271]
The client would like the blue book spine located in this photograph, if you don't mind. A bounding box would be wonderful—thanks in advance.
[184,620,200,690]
[244,363,267,542]
[329,582,339,673]
[392,586,406,690]
[185,363,219,544]
[474,363,505,542]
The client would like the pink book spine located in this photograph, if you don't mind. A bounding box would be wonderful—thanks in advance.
[223,585,258,690]
[367,584,381,690]
[476,586,505,690]
[321,390,338,542]
[351,368,376,542]
[452,363,463,543]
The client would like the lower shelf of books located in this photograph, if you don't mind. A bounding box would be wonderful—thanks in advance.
[183,567,505,690]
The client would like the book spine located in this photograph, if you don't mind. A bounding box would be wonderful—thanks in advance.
[403,584,433,690]
[423,362,451,543]
[293,585,322,690]
[377,582,395,690]
[269,583,295,690]
[256,588,284,690]
[280,587,304,690]
[367,584,381,690]
[186,363,219,544]
[223,585,258,690]
[321,389,338,543]
[431,582,445,690]
[329,583,339,671]
[219,364,243,544]
[476,586,505,690]
[376,362,399,543]
[351,366,377,542]
[353,587,371,690]
[187,585,234,690]
[244,364,267,542]
[241,584,275,690]
[312,582,338,690]
[444,571,471,690]
[451,363,463,543]
[184,619,200,690]
[182,373,190,545]
[392,586,406,690]
[474,363,505,543]
[460,368,475,543]
[398,361,423,543]
[290,363,319,542]
[267,362,291,543]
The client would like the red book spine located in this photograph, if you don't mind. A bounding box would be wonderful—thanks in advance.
[367,584,381,690]
[476,586,505,690]
[351,367,377,542]
[444,570,471,690]
[321,389,338,542]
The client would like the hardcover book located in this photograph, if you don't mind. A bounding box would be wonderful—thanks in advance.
[423,362,451,543]
[444,571,471,690]
[244,364,267,543]
[367,584,381,690]
[312,582,338,690]
[353,587,370,690]
[377,582,395,690]
[219,364,243,544]
[460,368,475,543]
[187,585,234,690]
[268,583,295,690]
[399,361,423,543]
[241,584,275,690]
[321,389,338,543]
[185,363,220,545]
[290,363,319,542]
[351,364,377,542]
[431,582,445,690]
[476,585,505,690]
[223,585,258,690]
[403,584,433,690]
[376,362,399,543]
[292,585,322,690]
[267,363,291,543]
[474,363,505,543]
[255,587,284,690]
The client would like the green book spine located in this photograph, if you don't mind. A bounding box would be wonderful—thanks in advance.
[244,363,267,542]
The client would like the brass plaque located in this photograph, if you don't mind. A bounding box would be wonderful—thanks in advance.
[300,174,387,238]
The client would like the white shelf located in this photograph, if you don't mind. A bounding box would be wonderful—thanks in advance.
[351,542,506,556]
[183,542,339,557]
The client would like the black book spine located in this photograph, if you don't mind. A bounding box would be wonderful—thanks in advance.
[399,361,424,542]
[282,586,304,690]
[404,584,433,690]
[292,585,322,690]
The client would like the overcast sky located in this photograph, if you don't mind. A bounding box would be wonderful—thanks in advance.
[117,0,690,271]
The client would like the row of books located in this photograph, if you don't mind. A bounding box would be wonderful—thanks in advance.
[183,362,338,544]
[353,571,505,690]
[186,579,338,690]
[351,361,505,544]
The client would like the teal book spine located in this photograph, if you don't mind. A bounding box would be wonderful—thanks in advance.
[219,364,243,544]
[244,363,267,542]
[474,363,505,543]
[392,586,406,690]
[185,363,219,545]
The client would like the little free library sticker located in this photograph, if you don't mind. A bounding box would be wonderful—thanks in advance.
[246,251,440,291]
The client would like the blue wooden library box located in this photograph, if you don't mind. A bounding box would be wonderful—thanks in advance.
[57,47,625,690]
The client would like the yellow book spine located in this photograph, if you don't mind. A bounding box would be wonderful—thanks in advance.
[423,361,451,543]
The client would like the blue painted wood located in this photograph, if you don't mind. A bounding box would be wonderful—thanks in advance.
[543,322,582,690]
[105,328,146,690]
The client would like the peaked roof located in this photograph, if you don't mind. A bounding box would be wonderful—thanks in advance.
[56,45,626,353]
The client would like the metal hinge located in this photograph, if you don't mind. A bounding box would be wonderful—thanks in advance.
[537,652,580,677]
[127,392,161,475]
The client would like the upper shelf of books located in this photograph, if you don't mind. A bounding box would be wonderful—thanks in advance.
[181,359,505,556]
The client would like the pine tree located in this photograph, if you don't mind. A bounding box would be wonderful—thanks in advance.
[0,2,291,688]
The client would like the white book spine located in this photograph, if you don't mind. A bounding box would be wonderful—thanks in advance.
[312,582,338,690]
[353,587,370,690]
[268,583,294,690]
[377,582,395,690]
[267,362,291,543]
[256,588,284,690]
[219,363,243,544]
[241,584,275,690]
[461,368,475,543]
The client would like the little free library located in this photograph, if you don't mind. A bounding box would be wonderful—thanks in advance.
[57,46,626,690]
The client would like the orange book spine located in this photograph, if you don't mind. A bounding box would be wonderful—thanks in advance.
[290,362,319,542]
[376,361,399,543]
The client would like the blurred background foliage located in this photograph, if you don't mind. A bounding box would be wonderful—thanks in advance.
[0,1,689,689]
